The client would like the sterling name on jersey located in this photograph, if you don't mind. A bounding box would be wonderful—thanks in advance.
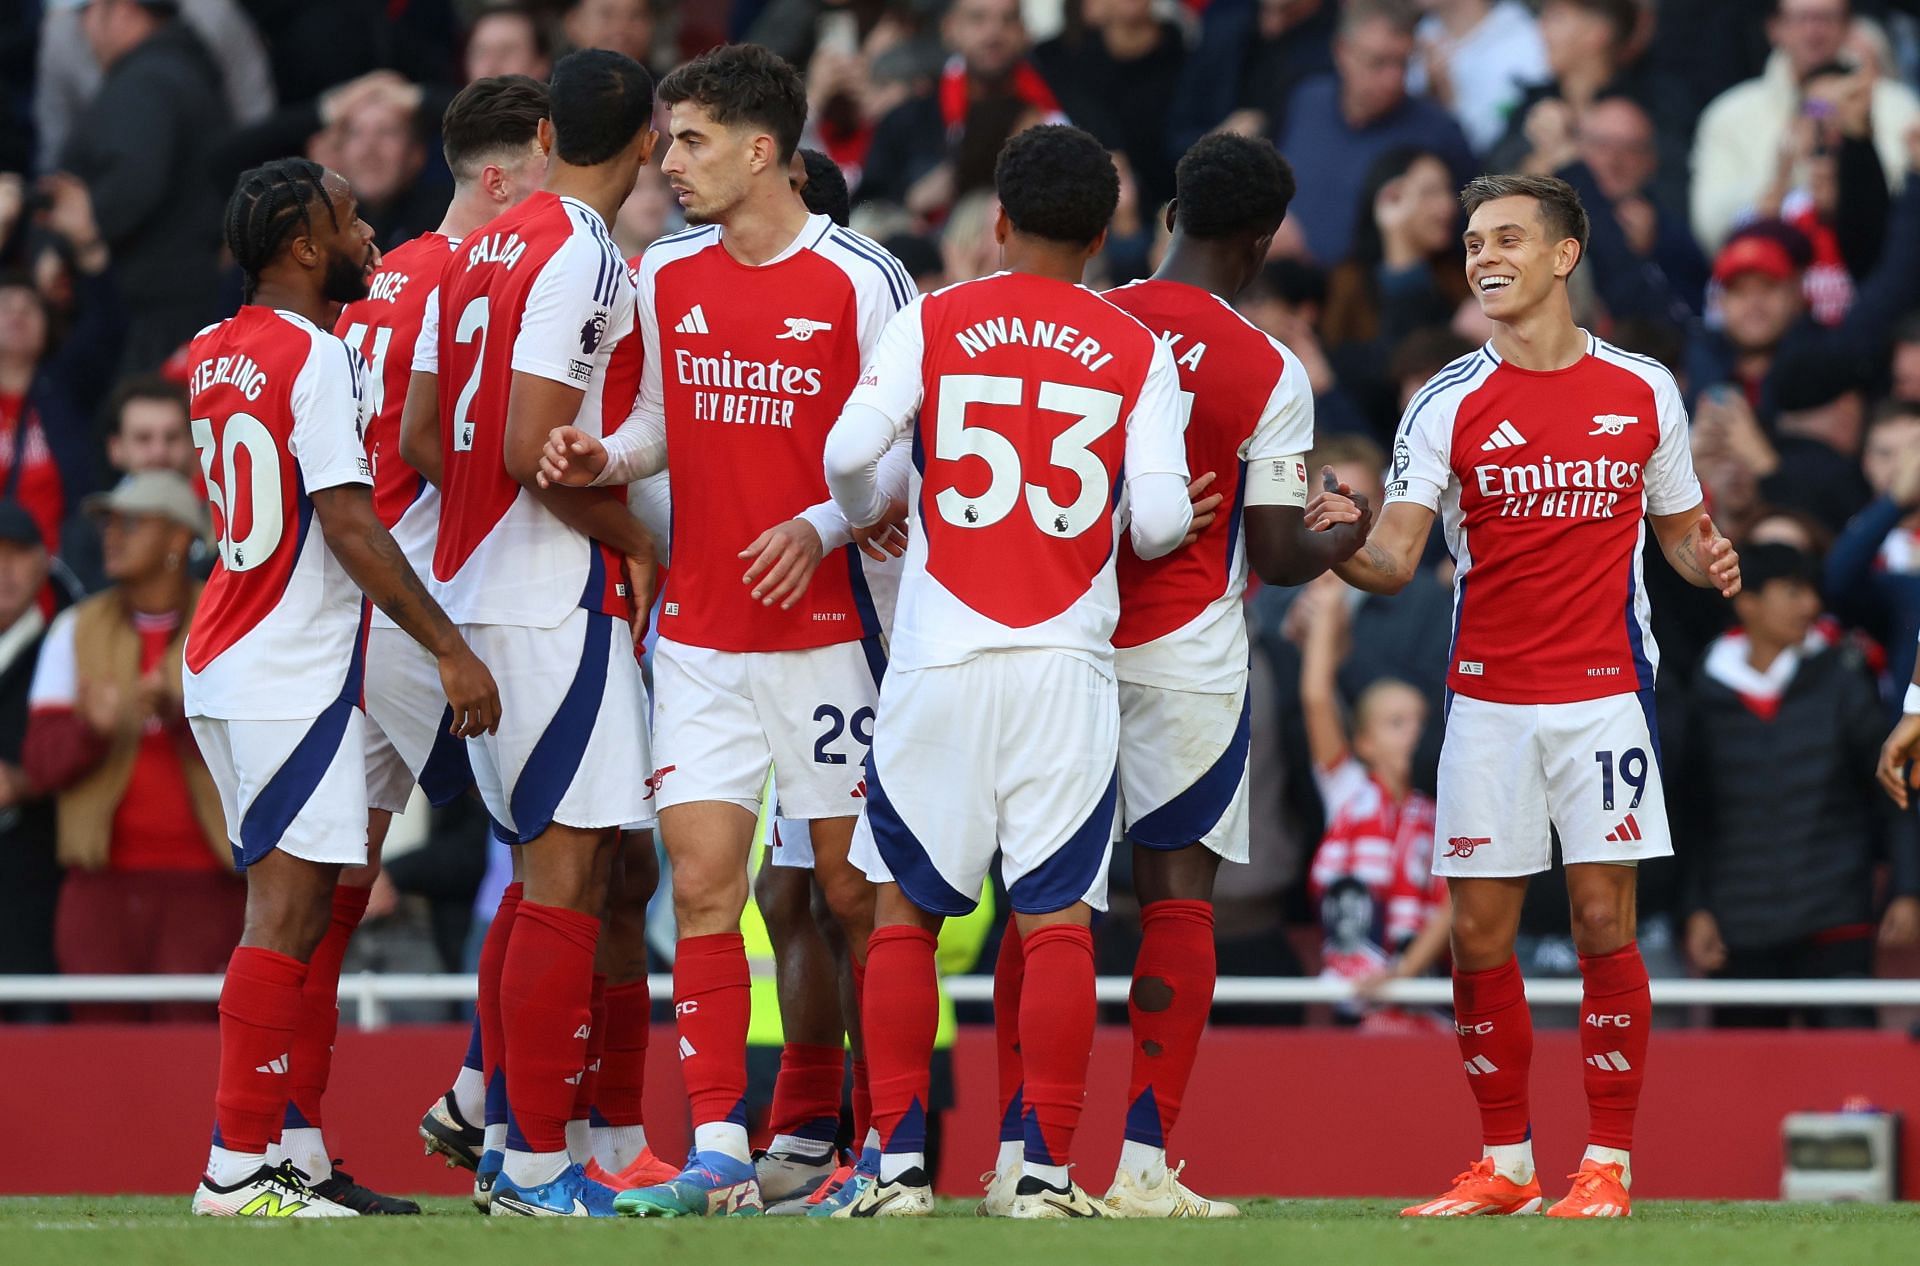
[1386,335,1702,704]
[1104,279,1314,693]
[184,308,374,719]
[842,271,1187,674]
[336,231,453,631]
[431,191,634,627]
[636,214,911,652]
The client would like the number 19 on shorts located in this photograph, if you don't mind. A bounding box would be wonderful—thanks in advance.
[1594,748,1649,812]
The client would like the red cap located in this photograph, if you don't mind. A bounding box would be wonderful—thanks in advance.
[1713,234,1798,285]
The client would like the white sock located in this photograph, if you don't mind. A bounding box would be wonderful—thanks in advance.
[769,1132,835,1162]
[879,1151,925,1182]
[1484,1140,1535,1184]
[483,1122,507,1157]
[593,1123,648,1172]
[1118,1139,1167,1185]
[995,1139,1022,1173]
[693,1121,752,1164]
[451,1068,486,1125]
[277,1127,329,1182]
[564,1118,594,1165]
[206,1145,268,1188]
[1023,1160,1070,1189]
[502,1148,570,1188]
[1583,1145,1631,1187]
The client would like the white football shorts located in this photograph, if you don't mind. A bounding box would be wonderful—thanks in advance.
[1432,691,1673,877]
[851,650,1118,917]
[769,815,816,869]
[649,637,882,820]
[190,704,370,869]
[1117,677,1251,863]
[363,624,474,814]
[462,608,654,843]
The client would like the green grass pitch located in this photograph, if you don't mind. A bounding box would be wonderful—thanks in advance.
[4,1196,1917,1266]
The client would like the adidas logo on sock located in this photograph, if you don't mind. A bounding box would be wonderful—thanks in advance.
[1462,1054,1498,1075]
[678,1035,697,1060]
[1604,815,1643,844]
[1480,420,1526,451]
[255,1053,290,1075]
[675,304,710,335]
[1586,1050,1632,1071]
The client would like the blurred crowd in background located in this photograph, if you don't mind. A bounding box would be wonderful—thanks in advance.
[2,0,1919,1032]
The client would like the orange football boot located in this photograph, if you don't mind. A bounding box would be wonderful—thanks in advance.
[584,1146,683,1191]
[1546,1160,1631,1218]
[1400,1157,1544,1216]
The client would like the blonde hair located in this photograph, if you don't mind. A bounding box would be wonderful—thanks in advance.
[1353,677,1424,736]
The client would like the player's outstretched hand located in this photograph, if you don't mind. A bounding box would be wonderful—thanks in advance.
[852,498,909,563]
[740,518,825,610]
[1875,713,1920,808]
[1183,471,1224,547]
[623,552,657,643]
[438,644,501,738]
[537,426,608,489]
[1696,514,1741,597]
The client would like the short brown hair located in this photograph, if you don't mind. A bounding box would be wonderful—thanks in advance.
[1460,173,1590,269]
[442,74,550,179]
[1310,434,1387,479]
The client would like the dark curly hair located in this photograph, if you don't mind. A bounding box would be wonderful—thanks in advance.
[1173,133,1296,240]
[224,158,335,302]
[994,125,1118,247]
[658,44,807,163]
[797,148,850,227]
[549,48,655,167]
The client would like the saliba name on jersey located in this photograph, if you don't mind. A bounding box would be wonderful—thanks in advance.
[674,348,825,429]
[465,230,527,270]
[952,314,1115,372]
[1472,453,1645,520]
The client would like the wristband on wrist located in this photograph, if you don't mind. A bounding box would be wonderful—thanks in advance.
[1904,682,1920,715]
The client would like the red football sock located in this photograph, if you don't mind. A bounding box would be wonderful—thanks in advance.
[992,924,1025,1143]
[768,1043,846,1144]
[849,953,870,1147]
[864,925,938,1156]
[1453,957,1534,1146]
[500,901,599,1153]
[594,979,650,1127]
[479,882,523,1129]
[214,947,308,1155]
[1578,942,1651,1150]
[1123,900,1215,1149]
[673,932,751,1129]
[284,883,370,1130]
[570,973,608,1122]
[1018,924,1096,1167]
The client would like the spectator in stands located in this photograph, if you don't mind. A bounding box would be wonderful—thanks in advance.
[1272,0,1474,265]
[1407,0,1547,157]
[1572,94,1709,313]
[0,274,103,556]
[1692,358,1872,539]
[25,471,234,1023]
[1236,258,1373,439]
[1825,401,1920,700]
[331,92,443,248]
[1682,542,1917,1027]
[465,2,553,82]
[881,232,947,293]
[1893,313,1920,406]
[0,502,59,1023]
[564,0,657,66]
[1689,0,1920,253]
[55,0,227,373]
[1177,0,1338,155]
[1033,0,1186,213]
[34,0,272,172]
[58,375,194,593]
[858,0,1060,215]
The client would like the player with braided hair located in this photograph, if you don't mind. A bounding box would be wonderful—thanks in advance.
[187,159,499,1217]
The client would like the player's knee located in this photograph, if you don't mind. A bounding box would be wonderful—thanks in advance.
[815,864,875,930]
[673,861,748,932]
[1448,907,1513,966]
[1570,898,1631,952]
[240,887,333,960]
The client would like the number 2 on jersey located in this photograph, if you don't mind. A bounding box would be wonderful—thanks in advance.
[451,296,490,452]
[933,374,1121,537]
[191,412,283,572]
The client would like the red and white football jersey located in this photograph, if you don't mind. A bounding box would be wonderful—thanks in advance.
[840,271,1190,673]
[184,308,374,719]
[335,231,454,631]
[1104,279,1314,693]
[1310,757,1443,949]
[427,191,635,627]
[628,215,910,652]
[1386,336,1702,704]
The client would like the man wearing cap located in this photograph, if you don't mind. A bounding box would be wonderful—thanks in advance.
[23,470,239,1017]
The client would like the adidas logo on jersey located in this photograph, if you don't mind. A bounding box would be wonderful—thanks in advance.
[1604,815,1643,844]
[675,305,711,335]
[255,1053,290,1075]
[1586,1050,1632,1071]
[1480,420,1526,451]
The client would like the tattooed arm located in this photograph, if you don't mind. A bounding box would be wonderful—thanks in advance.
[1651,505,1742,596]
[311,483,501,737]
[1333,501,1437,596]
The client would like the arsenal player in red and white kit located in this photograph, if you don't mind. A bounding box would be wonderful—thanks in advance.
[536,46,910,1217]
[822,125,1196,1220]
[1334,174,1741,1219]
[399,50,661,1218]
[186,159,497,1217]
